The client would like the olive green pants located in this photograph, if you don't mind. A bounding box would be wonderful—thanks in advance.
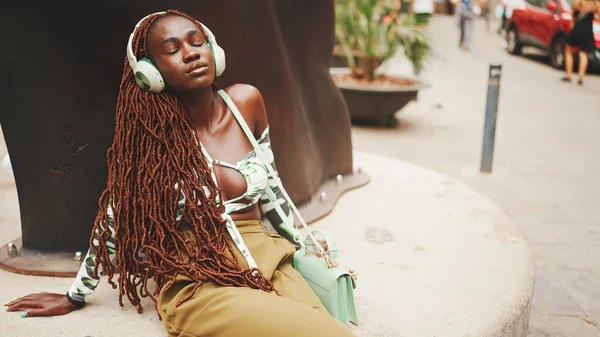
[157,220,355,337]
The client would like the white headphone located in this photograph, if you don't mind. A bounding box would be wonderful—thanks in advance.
[126,11,226,93]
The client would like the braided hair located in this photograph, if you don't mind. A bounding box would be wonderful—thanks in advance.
[90,9,275,314]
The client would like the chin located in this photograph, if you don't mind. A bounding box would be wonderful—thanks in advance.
[187,77,215,91]
[171,79,213,93]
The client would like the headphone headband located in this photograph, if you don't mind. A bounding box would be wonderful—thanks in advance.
[126,11,221,70]
[126,11,226,92]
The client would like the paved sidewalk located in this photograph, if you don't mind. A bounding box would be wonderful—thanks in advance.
[352,15,600,336]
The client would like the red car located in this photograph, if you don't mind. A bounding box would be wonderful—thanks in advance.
[506,0,600,69]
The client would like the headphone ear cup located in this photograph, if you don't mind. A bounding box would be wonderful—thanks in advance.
[134,58,165,93]
[210,43,226,77]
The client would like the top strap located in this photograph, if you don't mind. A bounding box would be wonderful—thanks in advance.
[217,89,328,258]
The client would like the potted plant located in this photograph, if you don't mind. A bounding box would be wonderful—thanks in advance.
[332,0,431,126]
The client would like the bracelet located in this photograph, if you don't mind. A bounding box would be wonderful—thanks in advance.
[65,292,85,308]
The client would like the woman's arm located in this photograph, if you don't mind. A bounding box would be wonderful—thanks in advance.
[5,204,118,317]
[258,136,298,243]
[66,203,117,304]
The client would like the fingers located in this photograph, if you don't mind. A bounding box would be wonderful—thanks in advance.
[4,297,24,311]
[3,297,18,307]
[23,306,66,318]
[4,293,43,306]
[4,298,43,312]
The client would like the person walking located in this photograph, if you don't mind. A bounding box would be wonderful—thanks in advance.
[452,0,477,50]
[562,0,600,85]
[497,0,508,34]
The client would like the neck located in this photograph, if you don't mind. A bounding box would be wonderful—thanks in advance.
[180,87,220,128]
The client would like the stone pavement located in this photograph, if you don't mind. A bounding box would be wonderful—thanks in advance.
[351,15,600,336]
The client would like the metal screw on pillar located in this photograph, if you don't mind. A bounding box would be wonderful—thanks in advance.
[357,167,363,174]
[320,192,327,203]
[336,174,343,185]
[74,251,83,262]
[7,242,17,258]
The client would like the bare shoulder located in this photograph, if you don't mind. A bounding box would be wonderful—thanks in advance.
[223,84,268,136]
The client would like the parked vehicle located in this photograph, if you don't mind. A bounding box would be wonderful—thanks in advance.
[506,0,600,69]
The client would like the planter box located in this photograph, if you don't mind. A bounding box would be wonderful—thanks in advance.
[339,84,419,126]
[331,68,424,127]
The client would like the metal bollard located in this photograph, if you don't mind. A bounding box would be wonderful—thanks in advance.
[481,64,502,173]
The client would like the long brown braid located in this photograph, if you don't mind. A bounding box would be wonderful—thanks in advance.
[90,9,275,314]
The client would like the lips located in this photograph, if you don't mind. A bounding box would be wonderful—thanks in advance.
[187,62,208,76]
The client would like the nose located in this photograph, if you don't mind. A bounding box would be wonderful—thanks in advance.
[183,45,200,63]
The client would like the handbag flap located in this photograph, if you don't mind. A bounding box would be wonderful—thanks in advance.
[293,251,354,291]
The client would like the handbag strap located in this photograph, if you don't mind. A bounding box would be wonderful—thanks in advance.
[304,230,338,264]
[217,89,331,262]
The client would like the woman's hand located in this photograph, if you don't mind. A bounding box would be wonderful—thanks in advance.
[4,293,79,317]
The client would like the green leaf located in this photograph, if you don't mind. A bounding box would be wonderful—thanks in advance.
[334,0,432,78]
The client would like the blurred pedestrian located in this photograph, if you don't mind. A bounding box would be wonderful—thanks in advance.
[497,0,508,34]
[452,0,476,50]
[562,0,599,85]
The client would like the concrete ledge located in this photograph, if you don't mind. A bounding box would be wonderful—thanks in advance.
[0,151,535,337]
[315,151,535,336]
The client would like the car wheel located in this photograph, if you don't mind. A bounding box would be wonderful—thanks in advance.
[507,27,522,55]
[550,35,566,69]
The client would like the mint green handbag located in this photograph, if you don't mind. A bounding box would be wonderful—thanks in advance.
[292,229,358,326]
[218,90,359,327]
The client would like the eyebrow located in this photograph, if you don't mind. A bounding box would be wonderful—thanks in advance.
[187,30,202,38]
[160,30,203,46]
[160,37,178,46]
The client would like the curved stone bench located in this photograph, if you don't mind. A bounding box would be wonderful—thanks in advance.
[0,151,535,336]
[316,151,535,336]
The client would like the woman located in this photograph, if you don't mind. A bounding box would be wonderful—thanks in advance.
[562,0,599,85]
[452,0,477,50]
[4,9,354,337]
